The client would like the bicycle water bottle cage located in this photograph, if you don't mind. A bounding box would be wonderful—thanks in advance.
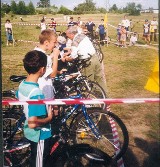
[10,75,27,82]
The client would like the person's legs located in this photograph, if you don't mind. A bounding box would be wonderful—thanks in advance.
[154,29,157,42]
[83,55,107,94]
[30,140,38,167]
[150,32,153,41]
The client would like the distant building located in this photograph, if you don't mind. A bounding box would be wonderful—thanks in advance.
[140,9,159,13]
[152,9,159,13]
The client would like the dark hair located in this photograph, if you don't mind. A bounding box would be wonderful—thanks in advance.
[23,50,47,74]
[6,19,10,22]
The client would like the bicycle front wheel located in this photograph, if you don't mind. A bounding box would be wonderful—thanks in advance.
[51,144,112,167]
[70,107,129,160]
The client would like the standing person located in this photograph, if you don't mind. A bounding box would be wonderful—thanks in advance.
[5,19,13,46]
[68,17,77,27]
[77,17,83,26]
[121,15,130,38]
[120,25,127,48]
[143,19,150,44]
[34,29,59,99]
[35,29,69,99]
[129,19,134,32]
[40,19,46,32]
[51,18,57,32]
[16,50,54,167]
[117,23,121,44]
[65,26,107,93]
[150,17,158,42]
[97,19,106,45]
[85,18,96,40]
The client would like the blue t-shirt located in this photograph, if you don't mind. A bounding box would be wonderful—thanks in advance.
[98,24,105,34]
[16,80,52,142]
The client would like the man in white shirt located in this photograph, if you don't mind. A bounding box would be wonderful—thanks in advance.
[65,26,107,93]
[150,17,158,42]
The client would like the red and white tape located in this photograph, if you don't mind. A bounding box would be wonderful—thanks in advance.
[2,98,159,105]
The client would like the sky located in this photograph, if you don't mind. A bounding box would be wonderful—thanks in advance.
[1,0,159,10]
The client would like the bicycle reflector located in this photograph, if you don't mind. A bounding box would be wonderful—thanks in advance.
[80,132,85,139]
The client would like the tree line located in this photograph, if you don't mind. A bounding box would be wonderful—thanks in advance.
[1,0,144,17]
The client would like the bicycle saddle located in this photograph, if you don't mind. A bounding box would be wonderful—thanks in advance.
[10,75,27,82]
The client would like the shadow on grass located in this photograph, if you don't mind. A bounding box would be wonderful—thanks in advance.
[122,147,140,167]
[119,137,160,167]
[134,137,160,167]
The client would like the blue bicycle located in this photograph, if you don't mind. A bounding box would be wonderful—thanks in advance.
[3,75,129,166]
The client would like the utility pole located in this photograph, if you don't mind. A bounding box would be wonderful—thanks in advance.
[106,0,109,47]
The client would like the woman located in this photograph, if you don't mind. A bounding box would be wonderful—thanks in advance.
[5,19,13,45]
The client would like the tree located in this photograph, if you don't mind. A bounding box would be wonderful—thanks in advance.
[1,3,11,14]
[27,1,35,14]
[58,6,72,15]
[73,0,96,14]
[37,0,50,8]
[10,0,17,14]
[109,4,118,12]
[97,7,107,14]
[125,2,141,15]
[17,1,27,14]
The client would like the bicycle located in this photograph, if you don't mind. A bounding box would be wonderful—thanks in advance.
[3,75,129,164]
[3,100,112,167]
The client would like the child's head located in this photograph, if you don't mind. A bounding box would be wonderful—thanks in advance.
[39,29,57,51]
[23,50,47,75]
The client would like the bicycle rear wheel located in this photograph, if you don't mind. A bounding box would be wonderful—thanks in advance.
[70,107,129,160]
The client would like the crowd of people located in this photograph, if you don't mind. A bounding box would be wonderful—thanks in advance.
[116,15,158,47]
[4,13,158,167]
[15,21,107,166]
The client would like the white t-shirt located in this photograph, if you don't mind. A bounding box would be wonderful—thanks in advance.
[34,47,54,99]
[70,34,96,59]
[121,19,130,28]
[40,22,46,31]
[5,23,12,31]
[130,36,137,43]
[150,20,158,30]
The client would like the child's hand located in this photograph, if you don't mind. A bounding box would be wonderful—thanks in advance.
[50,48,60,58]
[48,105,54,121]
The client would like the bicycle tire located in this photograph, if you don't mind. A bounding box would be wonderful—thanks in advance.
[70,107,129,160]
[3,111,24,141]
[50,144,112,167]
[4,138,30,167]
[2,90,23,113]
[95,48,104,63]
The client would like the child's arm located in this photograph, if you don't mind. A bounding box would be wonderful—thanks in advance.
[28,105,53,128]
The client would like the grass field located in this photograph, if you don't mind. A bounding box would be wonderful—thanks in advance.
[1,13,159,167]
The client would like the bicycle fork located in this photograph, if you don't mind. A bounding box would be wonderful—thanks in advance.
[82,105,101,139]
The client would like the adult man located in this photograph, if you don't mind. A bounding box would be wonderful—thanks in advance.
[150,17,158,42]
[65,26,107,93]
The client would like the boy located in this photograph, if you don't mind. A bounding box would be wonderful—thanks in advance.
[34,29,60,99]
[129,32,138,46]
[16,50,54,167]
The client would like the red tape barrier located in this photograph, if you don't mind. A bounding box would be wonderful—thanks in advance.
[2,98,160,105]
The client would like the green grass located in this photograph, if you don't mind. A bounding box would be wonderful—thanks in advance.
[1,12,159,166]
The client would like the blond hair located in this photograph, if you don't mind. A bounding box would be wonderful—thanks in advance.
[39,29,57,44]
